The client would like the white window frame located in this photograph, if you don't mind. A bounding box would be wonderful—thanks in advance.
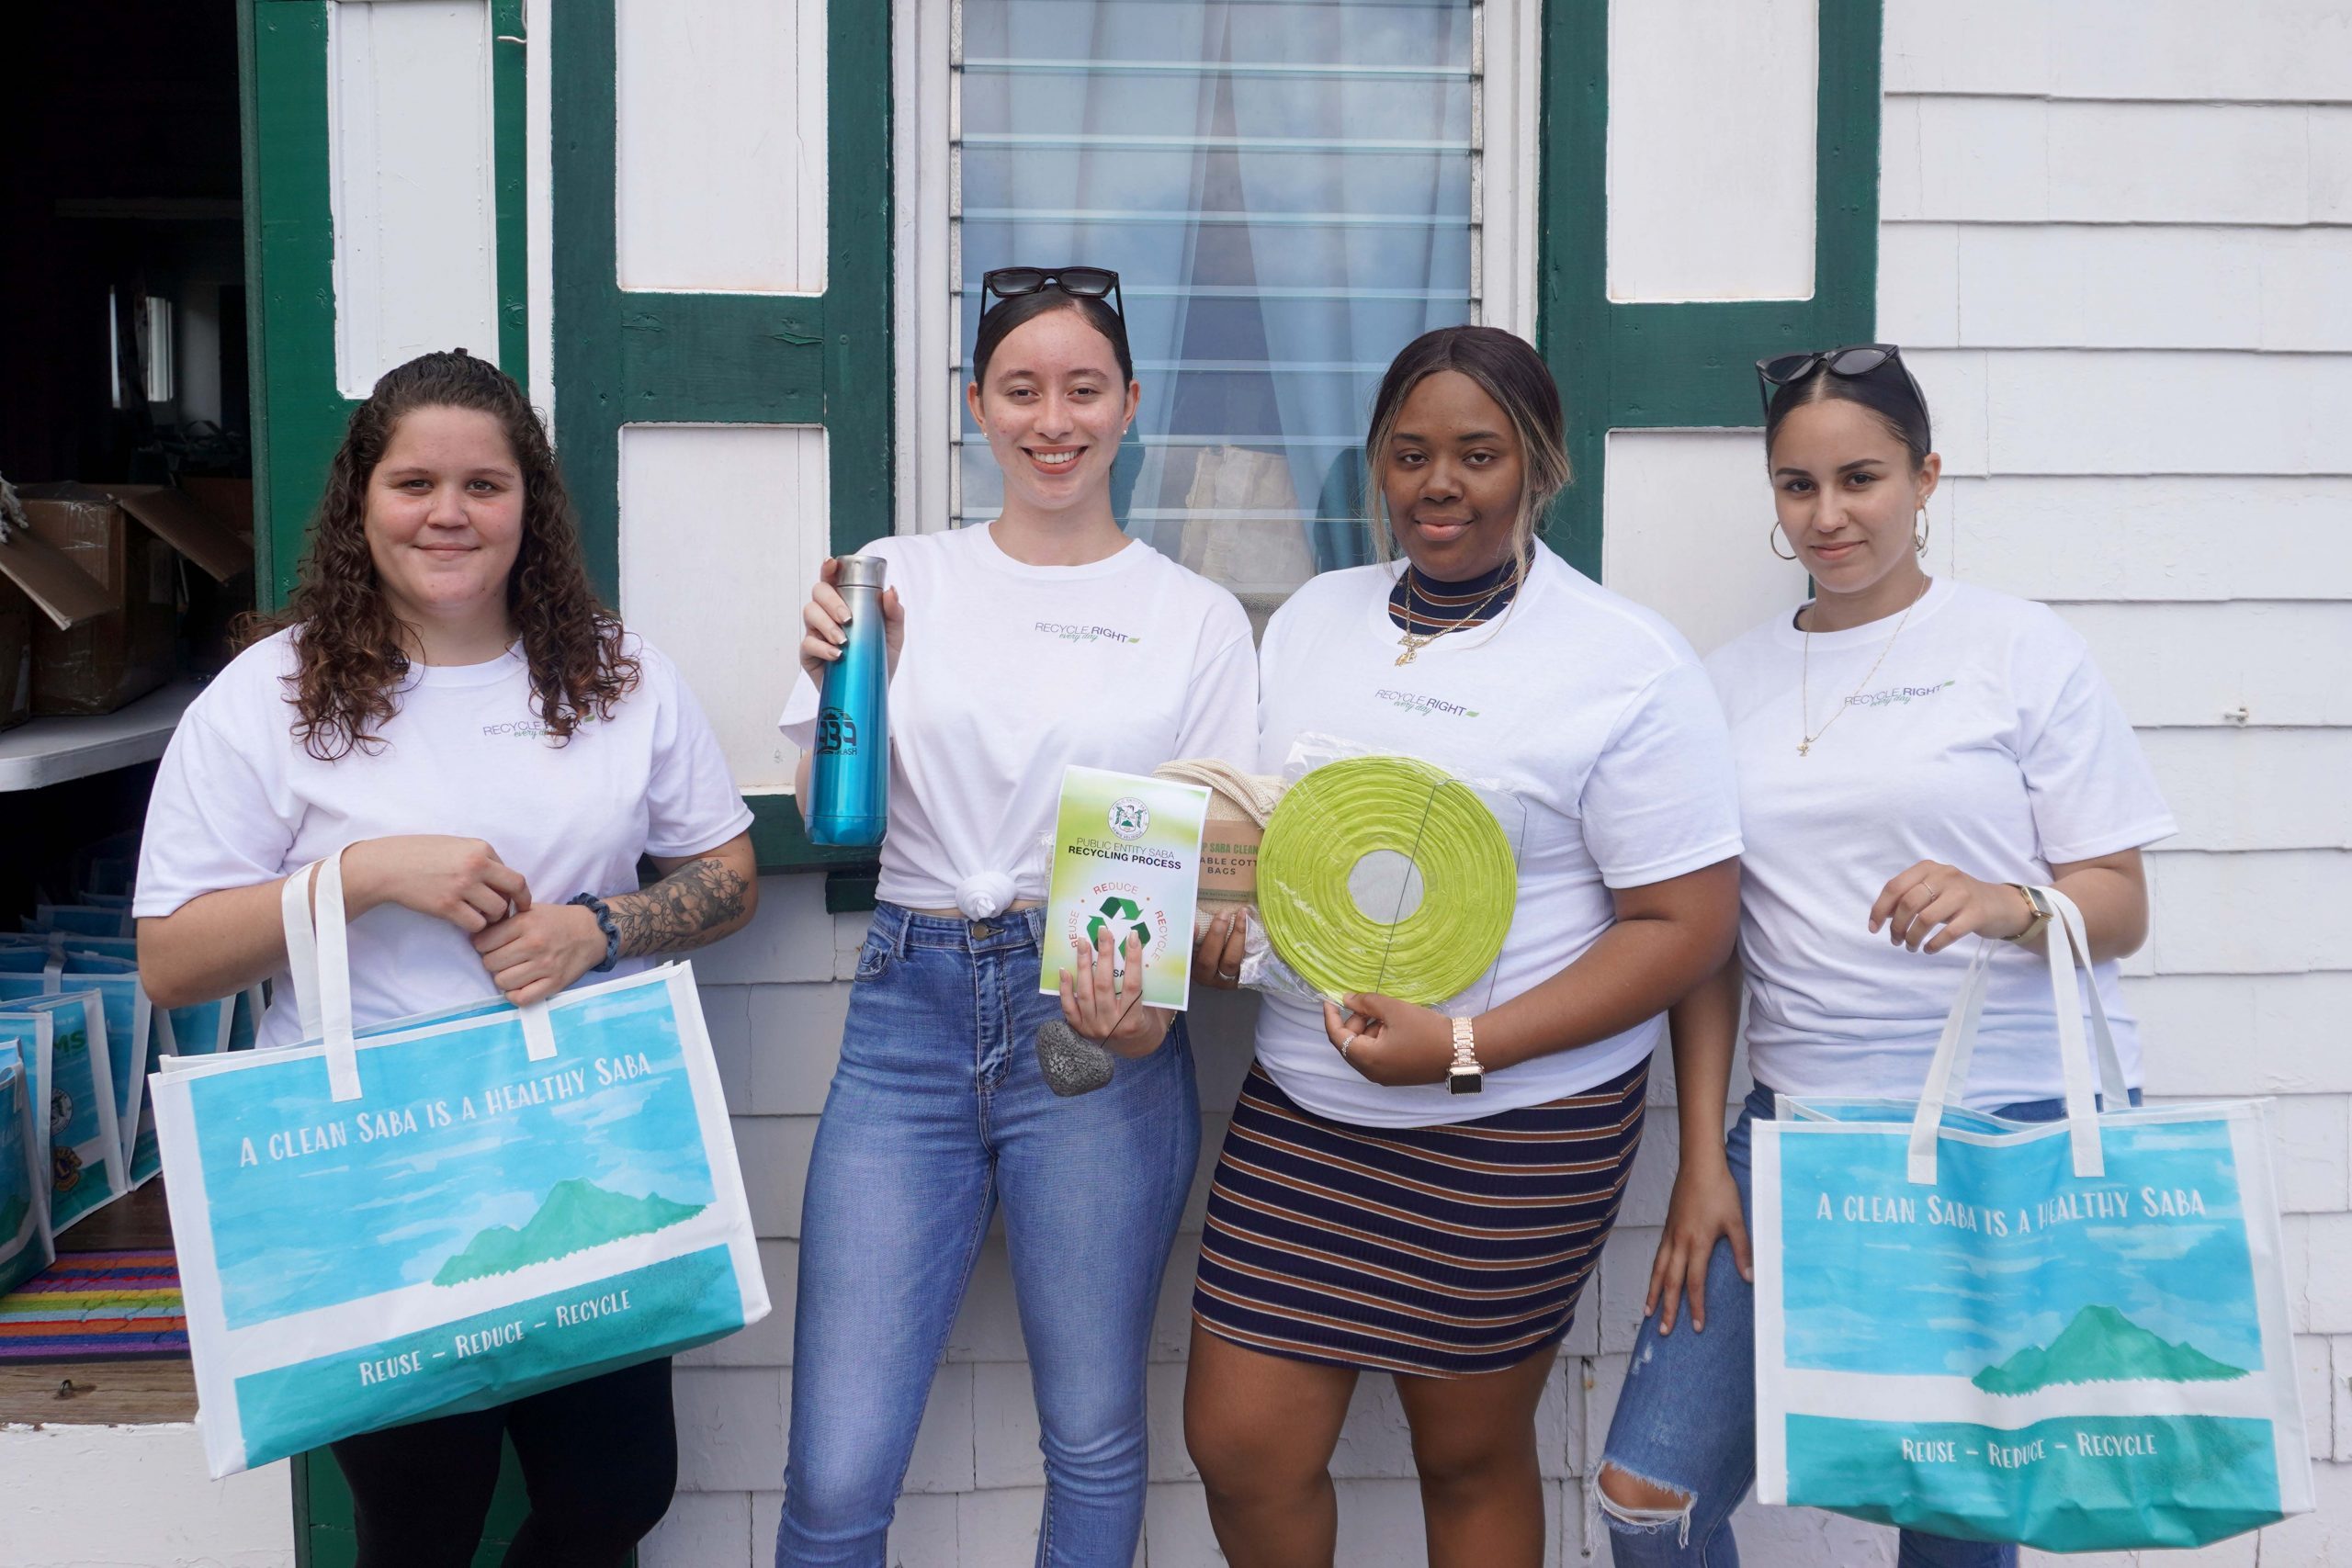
[891,0,1541,539]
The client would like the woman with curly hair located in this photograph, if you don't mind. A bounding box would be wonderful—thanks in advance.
[134,348,756,1568]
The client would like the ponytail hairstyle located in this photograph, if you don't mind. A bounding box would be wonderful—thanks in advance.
[255,348,639,761]
[1363,326,1571,570]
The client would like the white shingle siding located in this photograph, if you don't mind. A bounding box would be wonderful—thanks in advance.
[1873,1,2352,1558]
[1883,0,2352,102]
[643,1,2352,1561]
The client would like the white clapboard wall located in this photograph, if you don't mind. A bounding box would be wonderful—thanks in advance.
[486,1,2349,1563]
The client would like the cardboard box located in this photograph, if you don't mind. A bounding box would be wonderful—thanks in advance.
[0,518,117,631]
[162,480,259,673]
[0,516,113,730]
[177,477,254,539]
[96,485,256,585]
[9,482,254,716]
[105,481,261,683]
[0,585,30,731]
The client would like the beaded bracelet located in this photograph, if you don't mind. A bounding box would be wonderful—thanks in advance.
[566,891,622,973]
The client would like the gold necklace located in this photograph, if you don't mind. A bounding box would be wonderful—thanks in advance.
[1798,578,1930,756]
[1395,564,1521,666]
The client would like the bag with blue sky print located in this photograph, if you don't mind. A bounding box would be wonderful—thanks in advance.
[0,1036,56,1297]
[151,849,768,1478]
[0,956,165,1187]
[0,993,126,1232]
[1752,888,2312,1551]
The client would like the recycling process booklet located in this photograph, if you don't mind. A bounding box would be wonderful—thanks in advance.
[1041,766,1210,1012]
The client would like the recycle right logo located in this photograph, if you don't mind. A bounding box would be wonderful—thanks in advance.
[1086,895,1151,952]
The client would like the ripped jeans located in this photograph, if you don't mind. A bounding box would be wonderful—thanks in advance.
[1597,1080,2133,1568]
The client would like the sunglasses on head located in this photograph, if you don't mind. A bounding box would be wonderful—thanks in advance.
[980,265,1125,319]
[1755,343,1930,441]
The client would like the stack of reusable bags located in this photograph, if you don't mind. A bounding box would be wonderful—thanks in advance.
[0,1015,53,1295]
[0,856,262,1236]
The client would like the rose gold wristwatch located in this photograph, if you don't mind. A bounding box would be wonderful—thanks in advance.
[1447,1016,1484,1095]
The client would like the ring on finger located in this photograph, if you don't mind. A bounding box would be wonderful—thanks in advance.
[1338,1031,1357,1059]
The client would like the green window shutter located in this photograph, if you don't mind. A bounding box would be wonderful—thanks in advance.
[1535,0,1883,576]
[548,1,891,874]
[239,0,529,610]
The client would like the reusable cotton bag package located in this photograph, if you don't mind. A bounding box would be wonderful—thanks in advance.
[0,993,126,1231]
[152,851,769,1478]
[0,962,164,1186]
[0,1020,55,1241]
[0,1036,56,1297]
[10,930,258,1055]
[1753,889,2311,1551]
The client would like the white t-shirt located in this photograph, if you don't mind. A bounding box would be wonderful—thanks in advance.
[135,629,752,1049]
[1253,551,1744,1128]
[778,525,1259,912]
[1705,578,2177,1108]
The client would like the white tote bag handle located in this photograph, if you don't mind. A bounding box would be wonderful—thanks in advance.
[279,848,560,1106]
[1905,942,1996,1180]
[2040,887,2132,1168]
[1907,886,2130,1184]
[281,851,361,1101]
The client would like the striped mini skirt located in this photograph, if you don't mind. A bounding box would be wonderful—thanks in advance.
[1192,1058,1647,1378]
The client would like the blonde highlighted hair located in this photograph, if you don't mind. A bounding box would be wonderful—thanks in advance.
[1363,325,1571,571]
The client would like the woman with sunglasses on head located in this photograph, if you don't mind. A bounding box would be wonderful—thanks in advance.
[1182,326,1743,1567]
[773,266,1258,1567]
[1593,345,2174,1568]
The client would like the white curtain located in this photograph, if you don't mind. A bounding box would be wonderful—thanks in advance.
[957,0,1476,597]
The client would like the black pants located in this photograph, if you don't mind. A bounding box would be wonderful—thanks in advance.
[332,1357,677,1568]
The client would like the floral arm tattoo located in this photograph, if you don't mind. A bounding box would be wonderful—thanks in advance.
[606,855,751,958]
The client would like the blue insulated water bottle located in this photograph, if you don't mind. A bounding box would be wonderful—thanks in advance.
[807,556,890,847]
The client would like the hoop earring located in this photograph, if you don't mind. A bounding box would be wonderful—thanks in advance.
[1914,506,1931,556]
[1769,521,1798,561]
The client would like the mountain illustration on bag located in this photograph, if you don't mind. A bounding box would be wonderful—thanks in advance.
[1972,1303,2250,1394]
[432,1178,705,1286]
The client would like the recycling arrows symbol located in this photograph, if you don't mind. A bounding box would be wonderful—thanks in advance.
[1086,895,1151,951]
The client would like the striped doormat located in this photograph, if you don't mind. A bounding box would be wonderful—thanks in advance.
[0,1250,187,1361]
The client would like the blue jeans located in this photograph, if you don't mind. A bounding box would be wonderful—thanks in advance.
[776,904,1200,1568]
[1599,1080,2139,1568]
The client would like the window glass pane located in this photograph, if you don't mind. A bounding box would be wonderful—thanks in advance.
[952,0,1478,622]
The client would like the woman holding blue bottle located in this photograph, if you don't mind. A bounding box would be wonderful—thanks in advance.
[774,266,1259,1566]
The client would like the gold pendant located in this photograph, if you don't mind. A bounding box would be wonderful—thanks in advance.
[1396,642,1420,666]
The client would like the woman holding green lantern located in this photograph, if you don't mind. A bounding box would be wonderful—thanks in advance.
[1183,325,1744,1567]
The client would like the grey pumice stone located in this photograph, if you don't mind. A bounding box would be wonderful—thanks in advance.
[1035,1019,1114,1097]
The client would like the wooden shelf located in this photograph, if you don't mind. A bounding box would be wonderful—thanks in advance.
[0,682,198,793]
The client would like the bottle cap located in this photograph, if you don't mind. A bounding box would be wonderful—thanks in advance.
[835,556,888,591]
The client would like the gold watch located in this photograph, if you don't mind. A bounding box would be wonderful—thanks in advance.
[1447,1016,1484,1095]
[2006,884,2054,945]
